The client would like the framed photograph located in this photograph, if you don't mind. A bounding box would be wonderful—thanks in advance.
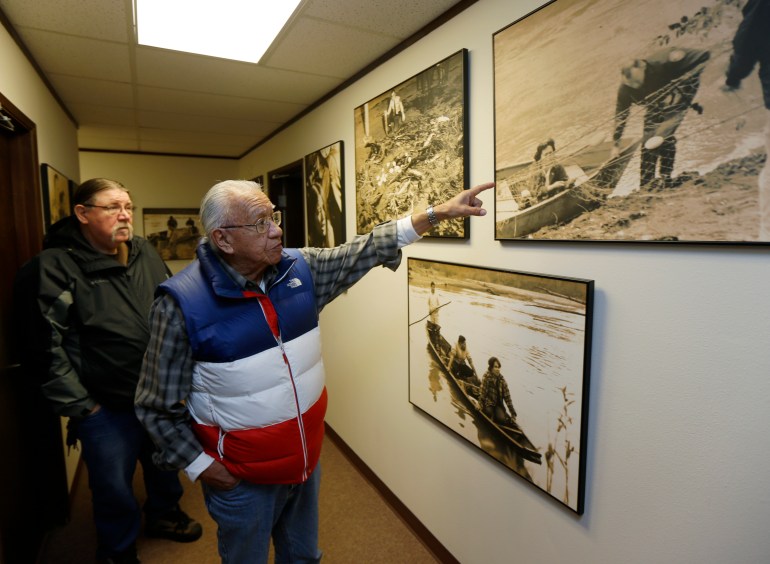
[251,174,265,191]
[142,208,202,261]
[355,49,469,238]
[408,258,593,514]
[40,164,73,228]
[494,0,769,243]
[304,141,345,247]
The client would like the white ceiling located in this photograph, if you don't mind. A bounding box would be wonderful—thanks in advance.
[0,0,471,158]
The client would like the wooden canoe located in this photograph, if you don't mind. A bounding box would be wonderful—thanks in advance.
[426,322,542,464]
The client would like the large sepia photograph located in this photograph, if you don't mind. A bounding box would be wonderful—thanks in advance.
[304,141,345,247]
[408,258,593,514]
[355,49,469,238]
[494,0,769,243]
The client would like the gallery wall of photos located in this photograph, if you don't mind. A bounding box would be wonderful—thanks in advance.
[240,0,767,518]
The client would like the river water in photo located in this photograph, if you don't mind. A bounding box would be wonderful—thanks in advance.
[409,283,588,509]
[494,0,766,197]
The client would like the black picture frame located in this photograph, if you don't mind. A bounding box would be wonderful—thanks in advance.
[304,140,345,247]
[355,49,469,238]
[40,163,73,229]
[142,208,202,261]
[408,258,593,514]
[493,0,769,244]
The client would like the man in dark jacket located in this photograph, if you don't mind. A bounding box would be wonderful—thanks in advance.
[611,47,710,189]
[14,178,202,564]
[723,0,770,240]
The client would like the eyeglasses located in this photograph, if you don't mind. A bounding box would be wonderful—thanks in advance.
[83,203,134,216]
[220,211,282,234]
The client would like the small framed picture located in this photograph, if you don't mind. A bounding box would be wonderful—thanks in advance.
[142,208,202,261]
[41,164,73,229]
[304,140,345,247]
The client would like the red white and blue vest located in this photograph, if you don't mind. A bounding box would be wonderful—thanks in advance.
[158,244,326,484]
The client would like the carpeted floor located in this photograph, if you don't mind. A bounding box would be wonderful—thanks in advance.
[38,434,439,563]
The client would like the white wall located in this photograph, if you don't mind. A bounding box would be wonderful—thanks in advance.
[239,0,770,562]
[1,22,81,488]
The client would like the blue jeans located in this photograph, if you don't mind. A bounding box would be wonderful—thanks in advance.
[203,466,323,564]
[76,406,184,558]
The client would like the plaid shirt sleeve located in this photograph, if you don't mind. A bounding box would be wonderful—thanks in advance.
[135,293,203,470]
[299,220,402,311]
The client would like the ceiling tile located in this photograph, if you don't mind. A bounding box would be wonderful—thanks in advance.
[136,87,302,123]
[264,18,400,77]
[134,47,341,105]
[303,0,458,36]
[0,0,129,41]
[68,104,136,126]
[47,74,135,108]
[136,109,278,137]
[14,27,131,81]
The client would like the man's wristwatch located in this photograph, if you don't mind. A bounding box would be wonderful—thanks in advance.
[426,205,439,227]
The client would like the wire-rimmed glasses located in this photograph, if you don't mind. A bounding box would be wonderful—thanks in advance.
[219,211,282,234]
[82,203,134,216]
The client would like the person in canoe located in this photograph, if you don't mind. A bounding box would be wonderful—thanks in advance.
[531,138,571,202]
[478,357,518,426]
[447,335,480,389]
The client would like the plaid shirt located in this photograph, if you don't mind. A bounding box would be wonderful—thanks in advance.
[136,219,413,475]
[479,372,516,417]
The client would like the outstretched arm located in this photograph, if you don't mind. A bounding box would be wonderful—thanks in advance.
[410,182,494,236]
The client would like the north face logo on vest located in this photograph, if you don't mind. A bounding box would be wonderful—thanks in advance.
[287,278,303,289]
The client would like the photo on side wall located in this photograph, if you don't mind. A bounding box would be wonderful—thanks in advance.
[41,163,73,229]
[354,49,469,238]
[494,0,769,243]
[408,258,593,514]
[142,208,202,261]
[304,140,345,247]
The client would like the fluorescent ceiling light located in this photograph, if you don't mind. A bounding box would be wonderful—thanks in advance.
[135,0,301,63]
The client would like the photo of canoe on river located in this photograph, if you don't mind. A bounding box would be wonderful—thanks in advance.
[494,0,768,243]
[408,259,593,513]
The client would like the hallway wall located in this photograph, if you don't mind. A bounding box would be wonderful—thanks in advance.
[238,0,770,562]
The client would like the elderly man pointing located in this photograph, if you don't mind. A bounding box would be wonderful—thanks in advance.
[136,180,493,563]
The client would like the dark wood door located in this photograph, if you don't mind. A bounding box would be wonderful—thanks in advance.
[0,94,69,564]
[268,160,306,248]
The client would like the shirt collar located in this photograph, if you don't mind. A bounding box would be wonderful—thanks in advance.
[209,242,277,292]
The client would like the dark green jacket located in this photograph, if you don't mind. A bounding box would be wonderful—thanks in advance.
[14,216,170,417]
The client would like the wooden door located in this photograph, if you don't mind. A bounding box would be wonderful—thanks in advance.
[0,93,69,564]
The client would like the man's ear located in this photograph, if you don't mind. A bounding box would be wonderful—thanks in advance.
[73,204,89,225]
[210,229,234,255]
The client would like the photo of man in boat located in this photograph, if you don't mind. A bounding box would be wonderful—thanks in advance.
[494,0,770,243]
[408,259,593,513]
[447,335,481,391]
